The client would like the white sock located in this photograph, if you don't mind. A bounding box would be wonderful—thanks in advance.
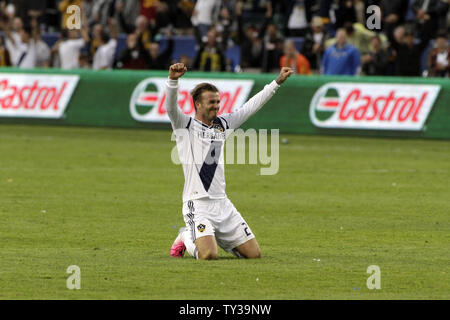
[181,229,198,259]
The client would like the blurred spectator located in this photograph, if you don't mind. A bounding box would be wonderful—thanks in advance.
[191,0,221,40]
[147,31,175,69]
[270,0,290,16]
[82,0,97,27]
[280,39,311,74]
[321,28,361,75]
[387,24,431,76]
[12,0,47,27]
[302,16,329,72]
[179,53,193,69]
[193,26,227,71]
[0,4,21,64]
[326,22,388,55]
[92,19,117,70]
[353,0,366,26]
[91,0,116,27]
[259,2,284,73]
[24,10,50,67]
[261,22,284,73]
[381,0,409,34]
[5,24,36,68]
[361,35,389,75]
[4,13,41,69]
[88,23,104,62]
[317,0,356,29]
[412,0,446,38]
[10,16,24,40]
[0,0,444,77]
[113,0,139,34]
[0,35,12,66]
[118,9,155,51]
[236,0,264,70]
[334,0,357,29]
[140,0,158,23]
[78,51,90,68]
[286,0,314,37]
[216,1,234,36]
[427,30,449,77]
[117,32,150,69]
[173,0,195,31]
[154,1,172,30]
[33,21,51,67]
[262,22,285,73]
[56,26,90,69]
[435,0,449,31]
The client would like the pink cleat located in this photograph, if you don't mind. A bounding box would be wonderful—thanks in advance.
[170,227,186,258]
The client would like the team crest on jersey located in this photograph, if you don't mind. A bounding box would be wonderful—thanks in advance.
[197,224,206,233]
[212,123,224,133]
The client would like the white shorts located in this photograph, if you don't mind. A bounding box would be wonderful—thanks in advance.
[182,197,255,253]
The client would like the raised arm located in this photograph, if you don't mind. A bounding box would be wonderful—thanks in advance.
[80,4,90,43]
[166,63,191,129]
[221,67,293,129]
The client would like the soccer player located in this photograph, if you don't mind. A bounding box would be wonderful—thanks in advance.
[168,63,293,260]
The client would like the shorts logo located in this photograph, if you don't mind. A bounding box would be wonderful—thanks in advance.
[197,224,206,233]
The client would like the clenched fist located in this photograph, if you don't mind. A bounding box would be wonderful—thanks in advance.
[169,63,187,80]
[276,67,294,85]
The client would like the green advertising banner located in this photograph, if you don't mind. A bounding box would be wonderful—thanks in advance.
[0,67,449,139]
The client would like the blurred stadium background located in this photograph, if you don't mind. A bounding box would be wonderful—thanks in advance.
[0,0,449,76]
[0,0,449,300]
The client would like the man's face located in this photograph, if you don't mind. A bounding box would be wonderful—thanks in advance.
[207,29,217,46]
[68,29,79,39]
[312,25,322,33]
[127,33,137,48]
[12,17,23,32]
[370,37,381,51]
[284,42,296,58]
[196,91,220,122]
[268,24,277,38]
[135,16,148,32]
[245,27,255,39]
[405,34,414,46]
[435,37,448,50]
[149,43,159,58]
[93,24,102,39]
[20,30,30,43]
[336,30,347,46]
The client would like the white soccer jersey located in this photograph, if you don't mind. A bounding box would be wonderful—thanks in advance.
[166,78,280,203]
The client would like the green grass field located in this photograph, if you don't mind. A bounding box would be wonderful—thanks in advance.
[0,124,448,299]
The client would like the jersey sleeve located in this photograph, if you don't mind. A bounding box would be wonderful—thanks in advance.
[165,78,190,129]
[72,38,86,49]
[221,80,280,129]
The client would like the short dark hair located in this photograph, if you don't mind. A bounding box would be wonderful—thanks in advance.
[61,29,69,40]
[436,30,447,40]
[100,30,110,43]
[371,34,381,43]
[190,83,219,111]
[344,22,354,35]
[23,25,32,35]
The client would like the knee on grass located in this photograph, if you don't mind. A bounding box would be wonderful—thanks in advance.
[197,249,218,260]
[243,249,262,259]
